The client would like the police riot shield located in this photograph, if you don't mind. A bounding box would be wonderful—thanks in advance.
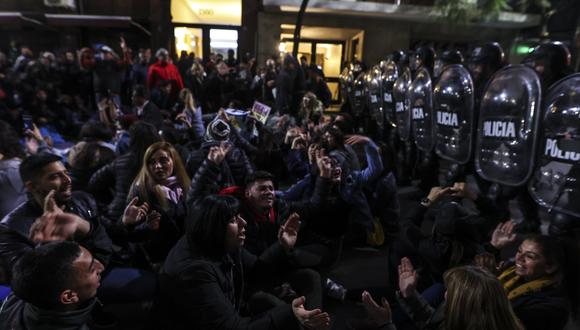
[433,65,474,164]
[408,68,434,152]
[381,60,399,127]
[528,74,580,218]
[393,67,412,141]
[365,66,384,131]
[475,65,541,186]
[351,71,366,117]
[339,67,352,105]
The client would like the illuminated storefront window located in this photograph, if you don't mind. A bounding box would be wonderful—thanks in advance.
[281,40,344,103]
[174,27,203,57]
[210,29,238,58]
[172,0,241,60]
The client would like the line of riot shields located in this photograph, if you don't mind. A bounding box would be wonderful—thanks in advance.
[338,42,579,233]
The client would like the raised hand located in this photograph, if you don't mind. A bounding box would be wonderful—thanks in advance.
[317,156,332,179]
[285,127,300,145]
[122,197,149,226]
[362,291,392,327]
[217,108,230,122]
[345,134,370,145]
[120,36,127,50]
[398,257,418,298]
[291,136,307,150]
[279,213,300,252]
[275,115,290,129]
[176,112,192,128]
[207,142,232,165]
[292,296,331,329]
[308,143,320,165]
[25,123,44,143]
[490,220,517,249]
[29,211,79,243]
[423,186,452,206]
[474,252,502,275]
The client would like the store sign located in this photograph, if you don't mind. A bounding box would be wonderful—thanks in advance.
[171,0,241,26]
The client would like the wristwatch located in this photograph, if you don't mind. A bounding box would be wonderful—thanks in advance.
[420,197,431,207]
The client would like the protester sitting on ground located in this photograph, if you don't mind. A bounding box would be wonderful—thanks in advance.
[173,88,205,145]
[188,140,332,256]
[131,85,163,130]
[125,141,190,267]
[89,121,161,222]
[362,261,524,330]
[478,232,579,330]
[185,117,254,188]
[0,153,112,278]
[0,151,159,308]
[299,92,324,130]
[160,194,331,330]
[67,121,116,191]
[0,241,104,330]
[365,140,400,241]
[0,120,27,220]
[280,134,383,266]
[388,182,507,286]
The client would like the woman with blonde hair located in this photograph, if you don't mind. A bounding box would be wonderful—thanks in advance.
[299,92,324,129]
[443,266,524,330]
[174,88,205,142]
[362,260,524,330]
[184,61,205,107]
[126,141,191,267]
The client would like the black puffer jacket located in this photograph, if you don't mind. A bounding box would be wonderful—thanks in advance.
[160,237,298,330]
[0,192,112,280]
[186,142,253,189]
[0,295,95,330]
[89,152,140,221]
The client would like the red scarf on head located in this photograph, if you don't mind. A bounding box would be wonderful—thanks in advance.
[219,186,276,224]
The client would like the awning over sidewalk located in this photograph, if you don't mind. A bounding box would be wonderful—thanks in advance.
[0,13,151,35]
[0,12,24,25]
[0,12,46,27]
[264,0,541,29]
[44,14,132,28]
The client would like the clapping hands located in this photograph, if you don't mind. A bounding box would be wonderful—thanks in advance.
[292,296,331,329]
[122,197,161,230]
[278,213,300,252]
[398,257,418,298]
[490,220,518,249]
[362,291,392,327]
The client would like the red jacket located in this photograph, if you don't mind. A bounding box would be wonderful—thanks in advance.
[146,60,184,93]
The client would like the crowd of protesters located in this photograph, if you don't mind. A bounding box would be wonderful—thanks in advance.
[0,37,577,330]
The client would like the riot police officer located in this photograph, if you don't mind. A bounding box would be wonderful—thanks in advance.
[434,50,464,82]
[467,42,505,107]
[410,46,435,77]
[523,41,573,91]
